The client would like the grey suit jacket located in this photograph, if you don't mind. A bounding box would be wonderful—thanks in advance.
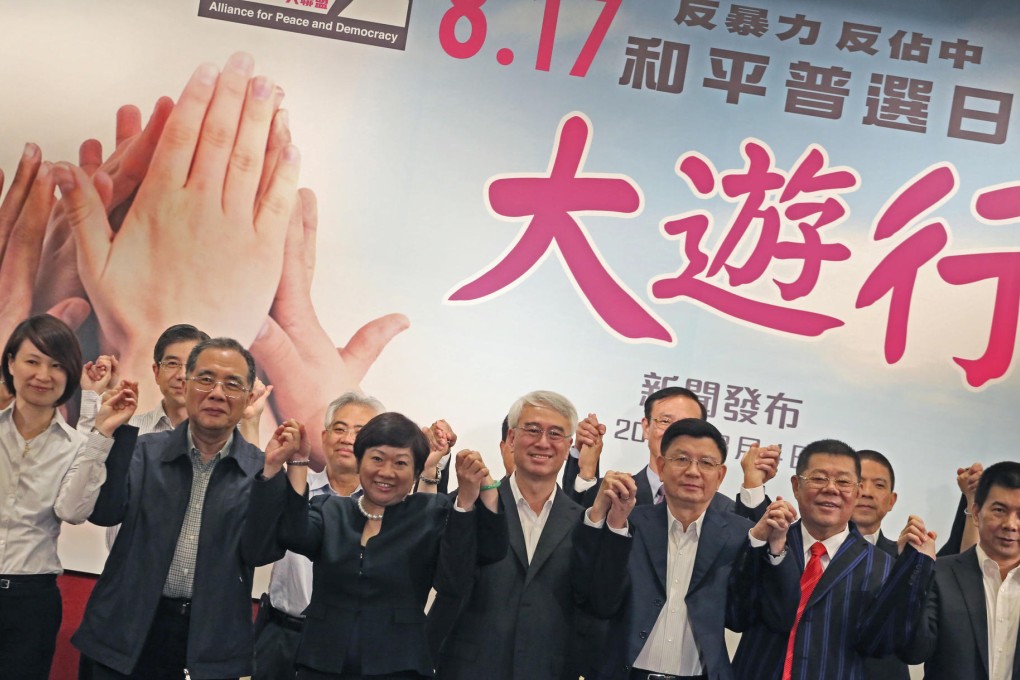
[903,546,1020,680]
[430,481,588,680]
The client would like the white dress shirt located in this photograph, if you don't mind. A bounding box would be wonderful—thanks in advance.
[508,473,556,563]
[976,543,1020,680]
[633,508,706,675]
[0,404,115,574]
[268,470,359,617]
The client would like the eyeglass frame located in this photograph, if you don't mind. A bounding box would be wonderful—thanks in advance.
[661,453,723,472]
[797,474,860,493]
[186,375,250,399]
[514,425,570,444]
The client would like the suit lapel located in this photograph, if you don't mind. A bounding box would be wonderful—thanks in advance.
[635,466,654,506]
[636,503,670,593]
[499,481,529,571]
[688,506,727,595]
[953,549,990,677]
[523,488,580,587]
[807,530,867,607]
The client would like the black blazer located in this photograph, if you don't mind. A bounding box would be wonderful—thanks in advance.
[732,522,934,680]
[247,480,507,677]
[430,481,589,680]
[902,546,1020,680]
[861,531,912,680]
[573,502,757,680]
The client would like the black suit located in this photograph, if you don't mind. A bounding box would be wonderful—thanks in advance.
[247,479,507,677]
[902,546,1020,680]
[862,531,912,680]
[573,502,757,680]
[430,482,589,680]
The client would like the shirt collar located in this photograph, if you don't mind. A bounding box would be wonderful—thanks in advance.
[666,505,706,537]
[308,469,361,497]
[645,464,661,494]
[975,542,1020,581]
[0,402,75,442]
[186,427,233,461]
[862,530,880,545]
[509,472,556,511]
[800,522,851,561]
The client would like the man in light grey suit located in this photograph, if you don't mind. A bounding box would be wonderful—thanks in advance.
[903,460,1020,680]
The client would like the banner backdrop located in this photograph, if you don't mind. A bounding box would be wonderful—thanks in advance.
[2,0,1017,574]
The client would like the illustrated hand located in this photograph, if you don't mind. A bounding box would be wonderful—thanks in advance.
[94,380,139,437]
[249,185,408,468]
[740,443,780,488]
[34,99,174,313]
[956,463,983,502]
[264,418,305,478]
[0,144,91,345]
[898,515,938,560]
[575,413,606,481]
[81,355,119,393]
[455,449,490,510]
[751,497,797,555]
[53,52,300,412]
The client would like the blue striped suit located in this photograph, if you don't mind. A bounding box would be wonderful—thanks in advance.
[732,521,933,680]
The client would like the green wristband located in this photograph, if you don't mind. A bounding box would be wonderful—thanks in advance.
[481,480,502,491]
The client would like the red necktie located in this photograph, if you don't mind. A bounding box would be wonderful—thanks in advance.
[782,541,827,680]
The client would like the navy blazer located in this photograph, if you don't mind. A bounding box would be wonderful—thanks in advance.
[430,482,589,680]
[247,479,507,677]
[861,531,912,680]
[732,521,934,680]
[573,502,757,680]
[902,546,1020,680]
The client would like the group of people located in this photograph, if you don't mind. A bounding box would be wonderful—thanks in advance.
[1,51,1018,680]
[2,313,1018,680]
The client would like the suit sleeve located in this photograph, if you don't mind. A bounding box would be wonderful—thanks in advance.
[733,493,771,523]
[474,497,508,565]
[936,495,968,557]
[730,544,799,634]
[241,471,289,565]
[277,485,326,561]
[571,520,632,619]
[857,546,936,657]
[86,425,139,526]
[897,566,941,665]
[433,502,479,599]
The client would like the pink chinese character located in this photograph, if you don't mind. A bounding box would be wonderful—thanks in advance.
[651,139,857,336]
[447,113,674,344]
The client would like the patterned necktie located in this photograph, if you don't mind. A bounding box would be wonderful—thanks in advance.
[782,541,827,680]
[654,485,665,504]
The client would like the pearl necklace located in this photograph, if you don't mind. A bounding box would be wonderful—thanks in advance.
[357,496,384,521]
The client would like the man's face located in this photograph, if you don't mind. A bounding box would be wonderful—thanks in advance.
[852,459,898,534]
[793,453,861,539]
[153,340,200,410]
[508,404,572,482]
[974,485,1020,568]
[641,396,703,458]
[184,348,252,439]
[321,403,378,474]
[654,434,727,510]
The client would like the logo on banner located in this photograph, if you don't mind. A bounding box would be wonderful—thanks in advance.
[199,0,413,50]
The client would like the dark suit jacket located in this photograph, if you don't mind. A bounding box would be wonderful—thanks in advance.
[861,531,912,680]
[430,482,588,680]
[247,480,507,676]
[573,502,756,680]
[563,460,767,522]
[732,521,934,680]
[902,546,1020,680]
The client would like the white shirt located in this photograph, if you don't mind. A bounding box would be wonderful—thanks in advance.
[862,530,880,545]
[79,391,176,550]
[267,470,358,617]
[508,473,556,563]
[633,508,706,675]
[0,404,115,574]
[976,543,1020,680]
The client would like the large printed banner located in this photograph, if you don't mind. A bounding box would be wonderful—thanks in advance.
[1,0,1017,573]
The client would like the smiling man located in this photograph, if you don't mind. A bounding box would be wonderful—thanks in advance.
[73,337,301,680]
[733,439,936,680]
[903,461,1020,680]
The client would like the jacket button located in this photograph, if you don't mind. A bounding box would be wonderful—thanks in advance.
[639,631,648,639]
[654,599,663,608]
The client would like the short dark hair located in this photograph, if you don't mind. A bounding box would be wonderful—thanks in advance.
[660,418,728,463]
[354,412,430,477]
[796,439,860,479]
[643,386,707,421]
[857,449,895,491]
[153,324,210,364]
[2,314,83,407]
[975,462,1020,509]
[501,415,510,443]
[186,338,256,388]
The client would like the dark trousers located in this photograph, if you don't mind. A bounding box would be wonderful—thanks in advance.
[87,598,237,680]
[0,574,61,680]
[296,668,426,680]
[253,617,302,680]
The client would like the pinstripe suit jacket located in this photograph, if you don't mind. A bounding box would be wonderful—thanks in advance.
[862,532,912,680]
[732,521,933,680]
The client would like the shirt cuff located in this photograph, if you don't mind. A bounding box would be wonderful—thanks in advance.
[740,485,766,508]
[569,445,580,459]
[748,530,786,564]
[81,429,116,461]
[574,474,598,493]
[437,452,451,471]
[584,508,629,536]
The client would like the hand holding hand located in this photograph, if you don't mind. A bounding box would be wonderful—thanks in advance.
[751,497,797,555]
[95,380,139,437]
[603,471,637,530]
[741,444,781,488]
[264,418,305,478]
[898,515,938,560]
[81,355,119,393]
[454,449,490,510]
[956,463,983,502]
[575,413,606,481]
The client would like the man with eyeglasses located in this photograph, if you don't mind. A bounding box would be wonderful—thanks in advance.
[563,387,779,522]
[430,390,593,680]
[732,439,936,680]
[573,418,762,680]
[73,337,303,680]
